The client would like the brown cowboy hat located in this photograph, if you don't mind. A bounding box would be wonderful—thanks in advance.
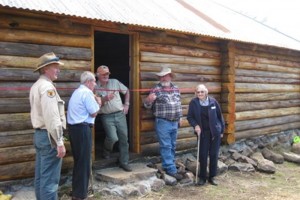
[155,67,175,78]
[34,52,64,72]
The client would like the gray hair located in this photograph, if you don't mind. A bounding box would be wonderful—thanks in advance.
[195,84,208,94]
[80,71,95,84]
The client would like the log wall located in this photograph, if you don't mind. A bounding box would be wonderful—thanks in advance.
[138,32,224,155]
[0,11,92,180]
[232,43,300,140]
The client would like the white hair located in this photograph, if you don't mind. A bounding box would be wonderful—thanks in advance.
[195,84,208,94]
[80,71,95,84]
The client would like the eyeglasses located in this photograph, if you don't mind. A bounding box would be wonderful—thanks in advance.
[196,91,205,94]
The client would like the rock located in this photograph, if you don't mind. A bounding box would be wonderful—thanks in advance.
[228,163,255,172]
[163,174,177,186]
[291,143,300,155]
[262,148,284,164]
[282,152,300,164]
[150,178,165,192]
[257,159,276,174]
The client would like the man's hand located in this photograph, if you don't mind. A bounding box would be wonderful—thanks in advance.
[57,145,66,158]
[123,104,129,115]
[195,125,201,137]
[146,93,157,104]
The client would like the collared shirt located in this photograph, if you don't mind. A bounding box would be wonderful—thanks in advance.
[67,84,100,125]
[29,75,66,146]
[199,96,209,106]
[95,79,128,114]
[144,82,182,121]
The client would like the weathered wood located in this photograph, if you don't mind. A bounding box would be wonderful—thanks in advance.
[235,92,300,102]
[0,131,32,148]
[141,137,196,156]
[235,76,300,84]
[235,114,300,132]
[236,69,299,79]
[0,145,35,165]
[235,122,300,140]
[141,52,221,66]
[0,55,91,70]
[235,55,300,68]
[140,42,221,58]
[0,68,82,82]
[141,81,221,94]
[140,62,221,76]
[140,118,190,132]
[235,107,300,121]
[140,32,220,51]
[235,61,300,73]
[0,113,32,131]
[0,41,92,60]
[0,14,91,36]
[235,42,300,61]
[235,99,300,112]
[222,133,235,144]
[0,97,69,114]
[0,156,73,181]
[234,83,300,93]
[0,28,91,48]
[0,82,78,98]
[140,127,194,145]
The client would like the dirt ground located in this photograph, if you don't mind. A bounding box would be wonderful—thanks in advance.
[93,161,300,200]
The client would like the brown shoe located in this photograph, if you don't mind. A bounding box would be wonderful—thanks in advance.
[119,164,132,172]
[168,173,183,181]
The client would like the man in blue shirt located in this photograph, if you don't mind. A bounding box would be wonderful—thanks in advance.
[67,71,101,200]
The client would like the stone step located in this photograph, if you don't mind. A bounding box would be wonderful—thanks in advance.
[95,163,157,185]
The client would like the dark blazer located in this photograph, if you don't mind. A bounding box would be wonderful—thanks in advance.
[187,96,225,138]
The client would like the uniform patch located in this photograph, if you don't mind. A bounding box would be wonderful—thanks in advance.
[47,89,56,98]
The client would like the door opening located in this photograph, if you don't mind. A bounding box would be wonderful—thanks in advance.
[94,31,130,161]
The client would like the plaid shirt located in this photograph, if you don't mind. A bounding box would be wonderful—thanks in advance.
[145,82,182,121]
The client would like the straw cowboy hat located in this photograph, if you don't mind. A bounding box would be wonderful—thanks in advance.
[155,67,175,78]
[34,52,64,72]
[97,65,111,75]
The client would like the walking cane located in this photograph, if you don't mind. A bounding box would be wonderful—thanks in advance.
[195,134,200,184]
[89,158,94,196]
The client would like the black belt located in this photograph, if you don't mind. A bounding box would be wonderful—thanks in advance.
[35,128,47,131]
[157,117,179,122]
[69,122,93,128]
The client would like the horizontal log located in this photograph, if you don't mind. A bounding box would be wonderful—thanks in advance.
[222,133,235,144]
[0,132,33,148]
[235,99,300,112]
[140,42,221,59]
[236,69,299,79]
[140,118,190,132]
[235,42,300,61]
[0,82,78,98]
[0,41,91,60]
[235,114,300,132]
[140,127,194,145]
[141,52,221,66]
[141,81,221,94]
[235,122,300,140]
[141,137,196,156]
[0,55,91,70]
[235,107,300,121]
[0,14,91,36]
[234,83,300,93]
[0,145,35,165]
[0,113,32,131]
[0,68,82,82]
[140,71,221,82]
[235,92,300,102]
[235,55,300,69]
[0,156,73,181]
[235,76,300,84]
[139,32,220,51]
[0,129,33,137]
[0,28,91,48]
[140,62,221,75]
[235,61,300,73]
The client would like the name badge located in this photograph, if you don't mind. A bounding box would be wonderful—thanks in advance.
[211,106,216,109]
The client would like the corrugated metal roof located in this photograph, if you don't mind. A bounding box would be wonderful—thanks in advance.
[1,0,300,51]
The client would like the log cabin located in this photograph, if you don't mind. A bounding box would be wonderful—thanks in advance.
[0,0,299,181]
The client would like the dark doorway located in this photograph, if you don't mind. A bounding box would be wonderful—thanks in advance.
[94,31,130,161]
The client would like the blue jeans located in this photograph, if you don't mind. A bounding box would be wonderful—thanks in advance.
[155,118,178,175]
[34,129,62,200]
[100,111,129,165]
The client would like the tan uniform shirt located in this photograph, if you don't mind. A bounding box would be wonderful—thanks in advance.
[29,75,66,146]
[96,79,128,114]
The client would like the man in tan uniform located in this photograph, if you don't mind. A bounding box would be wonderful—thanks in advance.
[29,52,66,200]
